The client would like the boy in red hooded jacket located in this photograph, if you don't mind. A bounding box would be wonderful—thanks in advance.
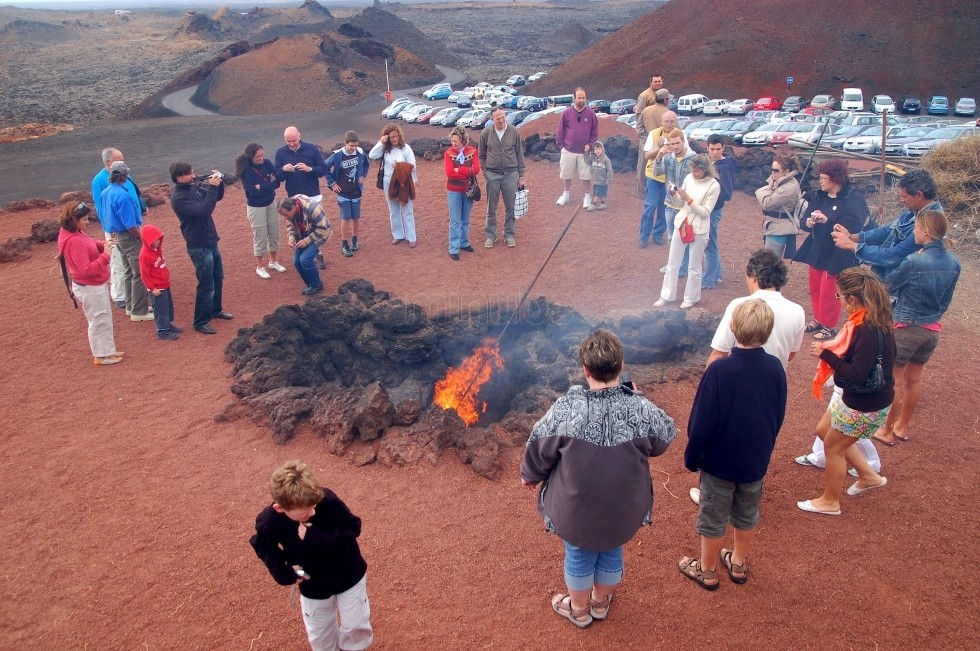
[139,224,183,340]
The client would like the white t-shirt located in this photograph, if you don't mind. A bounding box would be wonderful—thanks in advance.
[710,289,805,369]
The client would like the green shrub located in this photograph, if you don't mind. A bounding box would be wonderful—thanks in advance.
[923,135,980,243]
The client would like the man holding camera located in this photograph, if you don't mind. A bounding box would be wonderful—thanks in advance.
[276,126,328,269]
[169,162,233,335]
[640,110,684,247]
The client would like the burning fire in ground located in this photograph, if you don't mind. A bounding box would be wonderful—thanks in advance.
[434,340,504,426]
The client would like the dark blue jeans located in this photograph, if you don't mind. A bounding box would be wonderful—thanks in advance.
[293,243,322,290]
[151,288,174,332]
[642,178,666,244]
[679,205,724,286]
[187,245,224,329]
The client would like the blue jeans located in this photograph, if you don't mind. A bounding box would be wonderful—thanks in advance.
[293,243,322,290]
[764,234,797,260]
[447,191,473,254]
[151,288,174,332]
[562,541,624,591]
[187,245,224,329]
[643,178,666,244]
[680,205,724,286]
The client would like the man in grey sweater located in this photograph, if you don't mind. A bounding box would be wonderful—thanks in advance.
[479,106,526,249]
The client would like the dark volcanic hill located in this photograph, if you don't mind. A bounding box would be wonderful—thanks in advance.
[533,0,980,102]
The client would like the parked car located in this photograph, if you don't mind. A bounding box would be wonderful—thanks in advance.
[880,126,941,155]
[702,99,730,115]
[810,94,837,110]
[870,95,896,114]
[381,97,414,119]
[668,96,678,111]
[905,125,980,156]
[675,115,693,129]
[456,92,473,108]
[746,110,775,122]
[825,110,853,124]
[822,125,880,149]
[440,107,469,127]
[423,83,453,100]
[767,111,795,124]
[954,97,977,117]
[506,110,530,126]
[528,71,547,82]
[842,125,906,153]
[717,120,765,144]
[615,113,638,127]
[898,116,944,125]
[768,122,820,147]
[787,123,841,148]
[801,106,832,117]
[469,110,492,130]
[688,118,737,141]
[587,100,612,113]
[741,123,781,146]
[782,96,808,112]
[455,110,483,128]
[415,106,442,124]
[840,88,865,111]
[837,113,900,127]
[677,93,708,114]
[401,104,433,123]
[754,96,783,111]
[391,102,422,120]
[896,96,922,114]
[610,98,637,114]
[428,107,454,126]
[524,97,548,112]
[927,96,950,115]
[506,75,526,87]
[726,99,754,115]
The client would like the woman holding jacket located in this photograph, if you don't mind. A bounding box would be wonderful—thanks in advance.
[370,123,418,248]
[654,154,720,310]
[798,267,895,516]
[235,143,284,279]
[793,158,868,341]
[755,151,802,259]
[443,126,480,261]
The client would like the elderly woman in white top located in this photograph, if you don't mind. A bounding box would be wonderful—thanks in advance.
[655,154,720,310]
[369,123,419,247]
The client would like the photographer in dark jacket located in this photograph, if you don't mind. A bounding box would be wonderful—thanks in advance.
[169,161,234,335]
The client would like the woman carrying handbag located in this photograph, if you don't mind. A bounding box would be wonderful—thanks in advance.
[655,154,720,310]
[444,126,481,261]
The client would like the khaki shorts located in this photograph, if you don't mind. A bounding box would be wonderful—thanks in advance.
[894,324,940,366]
[559,149,592,181]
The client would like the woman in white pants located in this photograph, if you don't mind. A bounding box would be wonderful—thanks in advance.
[655,154,720,310]
[56,202,123,366]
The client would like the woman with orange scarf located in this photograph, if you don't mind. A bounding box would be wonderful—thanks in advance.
[797,267,895,516]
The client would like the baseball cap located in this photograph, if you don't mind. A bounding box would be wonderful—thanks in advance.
[655,89,670,100]
[109,161,130,175]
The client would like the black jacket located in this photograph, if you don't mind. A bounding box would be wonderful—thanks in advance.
[793,186,867,275]
[170,181,224,249]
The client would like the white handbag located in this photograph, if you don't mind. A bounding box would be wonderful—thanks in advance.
[514,188,529,219]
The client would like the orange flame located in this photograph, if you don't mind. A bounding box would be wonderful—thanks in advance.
[434,339,504,426]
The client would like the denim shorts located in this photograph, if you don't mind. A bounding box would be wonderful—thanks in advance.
[894,325,939,366]
[592,183,608,198]
[562,541,623,591]
[338,196,361,221]
[695,471,763,539]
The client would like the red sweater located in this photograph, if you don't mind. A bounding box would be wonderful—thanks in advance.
[57,228,109,286]
[444,144,480,193]
[138,224,171,290]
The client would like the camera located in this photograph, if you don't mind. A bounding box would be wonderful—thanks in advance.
[295,567,309,579]
[620,371,635,391]
[668,183,677,193]
[659,137,668,147]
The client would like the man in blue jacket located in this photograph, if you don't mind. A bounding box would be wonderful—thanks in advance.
[831,169,941,278]
[100,161,152,321]
[276,126,327,268]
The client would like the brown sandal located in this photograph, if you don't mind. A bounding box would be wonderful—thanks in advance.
[677,557,719,591]
[551,594,593,628]
[719,548,748,584]
[589,592,613,620]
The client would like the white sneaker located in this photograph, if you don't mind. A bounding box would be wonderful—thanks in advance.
[556,192,570,206]
[268,261,287,273]
[653,298,669,307]
[689,488,700,505]
[680,300,697,310]
[583,195,593,209]
[256,267,271,279]
[586,205,596,212]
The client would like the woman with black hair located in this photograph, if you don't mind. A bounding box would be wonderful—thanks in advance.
[235,143,284,279]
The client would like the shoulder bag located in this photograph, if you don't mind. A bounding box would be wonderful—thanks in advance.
[465,174,482,202]
[678,180,718,244]
[836,330,885,393]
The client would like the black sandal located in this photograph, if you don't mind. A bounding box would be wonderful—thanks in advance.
[804,320,821,333]
[812,327,837,341]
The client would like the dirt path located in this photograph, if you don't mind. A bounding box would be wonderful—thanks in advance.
[1,150,978,649]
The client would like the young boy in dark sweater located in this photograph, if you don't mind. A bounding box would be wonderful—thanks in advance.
[325,131,370,258]
[678,299,787,590]
[250,461,373,651]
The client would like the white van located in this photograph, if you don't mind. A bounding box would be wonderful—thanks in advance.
[840,88,864,111]
[676,94,708,115]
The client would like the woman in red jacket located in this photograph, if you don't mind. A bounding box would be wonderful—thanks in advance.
[444,125,481,261]
[56,202,123,365]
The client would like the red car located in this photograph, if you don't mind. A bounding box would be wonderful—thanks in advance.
[416,107,442,125]
[802,106,831,117]
[754,96,783,111]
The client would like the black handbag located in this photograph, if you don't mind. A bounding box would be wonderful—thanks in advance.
[375,158,384,189]
[837,330,885,393]
[465,174,481,202]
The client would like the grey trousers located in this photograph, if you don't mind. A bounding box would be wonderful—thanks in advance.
[115,230,149,316]
[484,169,518,241]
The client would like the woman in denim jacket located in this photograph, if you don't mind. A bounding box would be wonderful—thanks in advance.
[874,211,961,446]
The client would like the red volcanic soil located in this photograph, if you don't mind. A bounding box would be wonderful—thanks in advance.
[536,0,980,101]
[1,122,978,648]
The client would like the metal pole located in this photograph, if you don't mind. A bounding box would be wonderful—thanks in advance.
[385,59,390,93]
[878,110,888,222]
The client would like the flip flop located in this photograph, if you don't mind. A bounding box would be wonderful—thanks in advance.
[893,432,910,442]
[719,548,748,584]
[796,499,841,516]
[872,432,897,447]
[846,476,888,496]
[677,557,719,591]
